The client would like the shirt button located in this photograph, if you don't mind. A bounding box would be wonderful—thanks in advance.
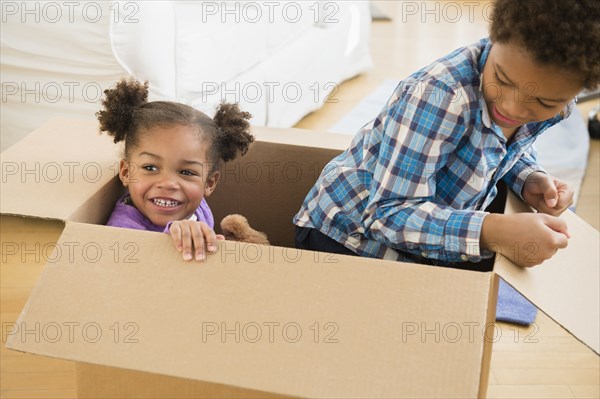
[460,254,469,261]
[421,251,428,258]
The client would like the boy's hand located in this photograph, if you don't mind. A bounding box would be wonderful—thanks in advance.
[168,221,223,261]
[481,213,570,268]
[522,172,574,216]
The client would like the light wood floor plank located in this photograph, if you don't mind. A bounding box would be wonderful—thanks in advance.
[1,1,598,397]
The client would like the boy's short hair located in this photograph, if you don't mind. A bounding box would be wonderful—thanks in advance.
[490,0,600,89]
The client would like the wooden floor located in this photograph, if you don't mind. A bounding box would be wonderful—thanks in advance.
[1,1,599,398]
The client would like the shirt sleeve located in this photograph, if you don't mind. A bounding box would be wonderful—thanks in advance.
[362,79,490,262]
[106,199,154,231]
[502,148,546,201]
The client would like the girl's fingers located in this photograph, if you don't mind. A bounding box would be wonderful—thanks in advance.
[200,222,218,253]
[180,224,193,261]
[170,222,219,262]
[190,222,206,261]
[169,223,183,252]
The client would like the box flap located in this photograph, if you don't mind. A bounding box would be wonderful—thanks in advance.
[0,118,121,223]
[1,118,350,229]
[207,140,347,248]
[7,221,495,398]
[494,193,600,354]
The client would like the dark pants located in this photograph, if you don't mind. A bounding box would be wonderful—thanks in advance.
[294,181,508,272]
[295,226,358,256]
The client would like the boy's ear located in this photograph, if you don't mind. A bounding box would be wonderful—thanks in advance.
[203,171,220,198]
[118,159,130,187]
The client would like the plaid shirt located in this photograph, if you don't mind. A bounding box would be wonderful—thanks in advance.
[294,38,573,265]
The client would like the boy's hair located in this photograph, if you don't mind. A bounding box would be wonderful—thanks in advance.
[490,0,600,89]
[96,78,254,174]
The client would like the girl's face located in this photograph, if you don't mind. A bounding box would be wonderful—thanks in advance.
[119,124,219,227]
[481,41,582,137]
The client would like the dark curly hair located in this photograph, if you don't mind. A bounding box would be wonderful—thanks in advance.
[96,78,254,175]
[490,0,600,89]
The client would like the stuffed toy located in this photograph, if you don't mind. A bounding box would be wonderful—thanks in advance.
[220,214,270,245]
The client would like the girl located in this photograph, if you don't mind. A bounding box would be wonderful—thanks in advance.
[98,78,254,262]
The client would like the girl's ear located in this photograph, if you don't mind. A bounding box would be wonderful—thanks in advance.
[118,159,130,187]
[203,171,220,198]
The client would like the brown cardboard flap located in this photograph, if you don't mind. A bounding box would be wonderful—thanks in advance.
[76,363,293,399]
[0,117,350,239]
[207,140,346,247]
[0,118,121,223]
[7,221,495,398]
[494,193,600,354]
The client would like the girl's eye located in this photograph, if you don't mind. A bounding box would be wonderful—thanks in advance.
[180,170,198,177]
[142,165,157,172]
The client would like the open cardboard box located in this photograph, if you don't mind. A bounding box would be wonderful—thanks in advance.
[2,118,598,398]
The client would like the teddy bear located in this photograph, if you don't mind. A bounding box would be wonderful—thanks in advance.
[220,214,270,245]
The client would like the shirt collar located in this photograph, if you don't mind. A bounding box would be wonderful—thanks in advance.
[479,80,492,129]
[477,38,493,74]
[477,39,495,131]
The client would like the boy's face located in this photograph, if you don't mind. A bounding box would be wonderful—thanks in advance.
[119,124,219,227]
[481,41,583,135]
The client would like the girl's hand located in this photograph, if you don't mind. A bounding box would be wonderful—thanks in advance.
[522,172,574,216]
[481,212,570,267]
[168,221,224,261]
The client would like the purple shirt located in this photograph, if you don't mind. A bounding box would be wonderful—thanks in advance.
[106,194,214,233]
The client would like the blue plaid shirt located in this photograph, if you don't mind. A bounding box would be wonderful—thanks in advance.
[294,38,573,265]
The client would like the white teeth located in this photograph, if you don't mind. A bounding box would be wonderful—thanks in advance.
[153,198,180,207]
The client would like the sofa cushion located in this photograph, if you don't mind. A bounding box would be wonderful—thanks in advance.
[174,1,268,98]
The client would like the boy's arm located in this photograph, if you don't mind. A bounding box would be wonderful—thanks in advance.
[501,149,545,201]
[362,80,491,263]
[504,151,574,216]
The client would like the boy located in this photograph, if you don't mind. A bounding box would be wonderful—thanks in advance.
[294,0,599,269]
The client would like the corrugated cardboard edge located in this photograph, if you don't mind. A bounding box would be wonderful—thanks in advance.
[478,273,499,399]
[75,363,295,399]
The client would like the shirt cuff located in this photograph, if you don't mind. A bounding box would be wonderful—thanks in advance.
[503,160,546,201]
[440,210,492,262]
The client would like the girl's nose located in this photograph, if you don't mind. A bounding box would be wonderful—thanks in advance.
[156,173,178,189]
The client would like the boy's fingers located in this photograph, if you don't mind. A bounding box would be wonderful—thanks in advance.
[555,233,569,249]
[555,184,574,211]
[544,216,570,239]
[543,184,558,208]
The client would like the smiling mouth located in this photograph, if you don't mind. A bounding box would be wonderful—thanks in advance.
[494,106,520,125]
[152,198,181,208]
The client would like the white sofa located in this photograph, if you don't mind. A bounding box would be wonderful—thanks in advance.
[1,1,372,150]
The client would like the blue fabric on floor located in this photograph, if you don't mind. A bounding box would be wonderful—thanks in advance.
[496,279,538,325]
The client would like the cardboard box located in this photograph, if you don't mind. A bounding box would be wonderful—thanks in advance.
[2,118,598,398]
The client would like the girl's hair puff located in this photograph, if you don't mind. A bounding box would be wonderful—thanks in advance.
[96,78,148,146]
[213,102,254,163]
[97,78,254,176]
